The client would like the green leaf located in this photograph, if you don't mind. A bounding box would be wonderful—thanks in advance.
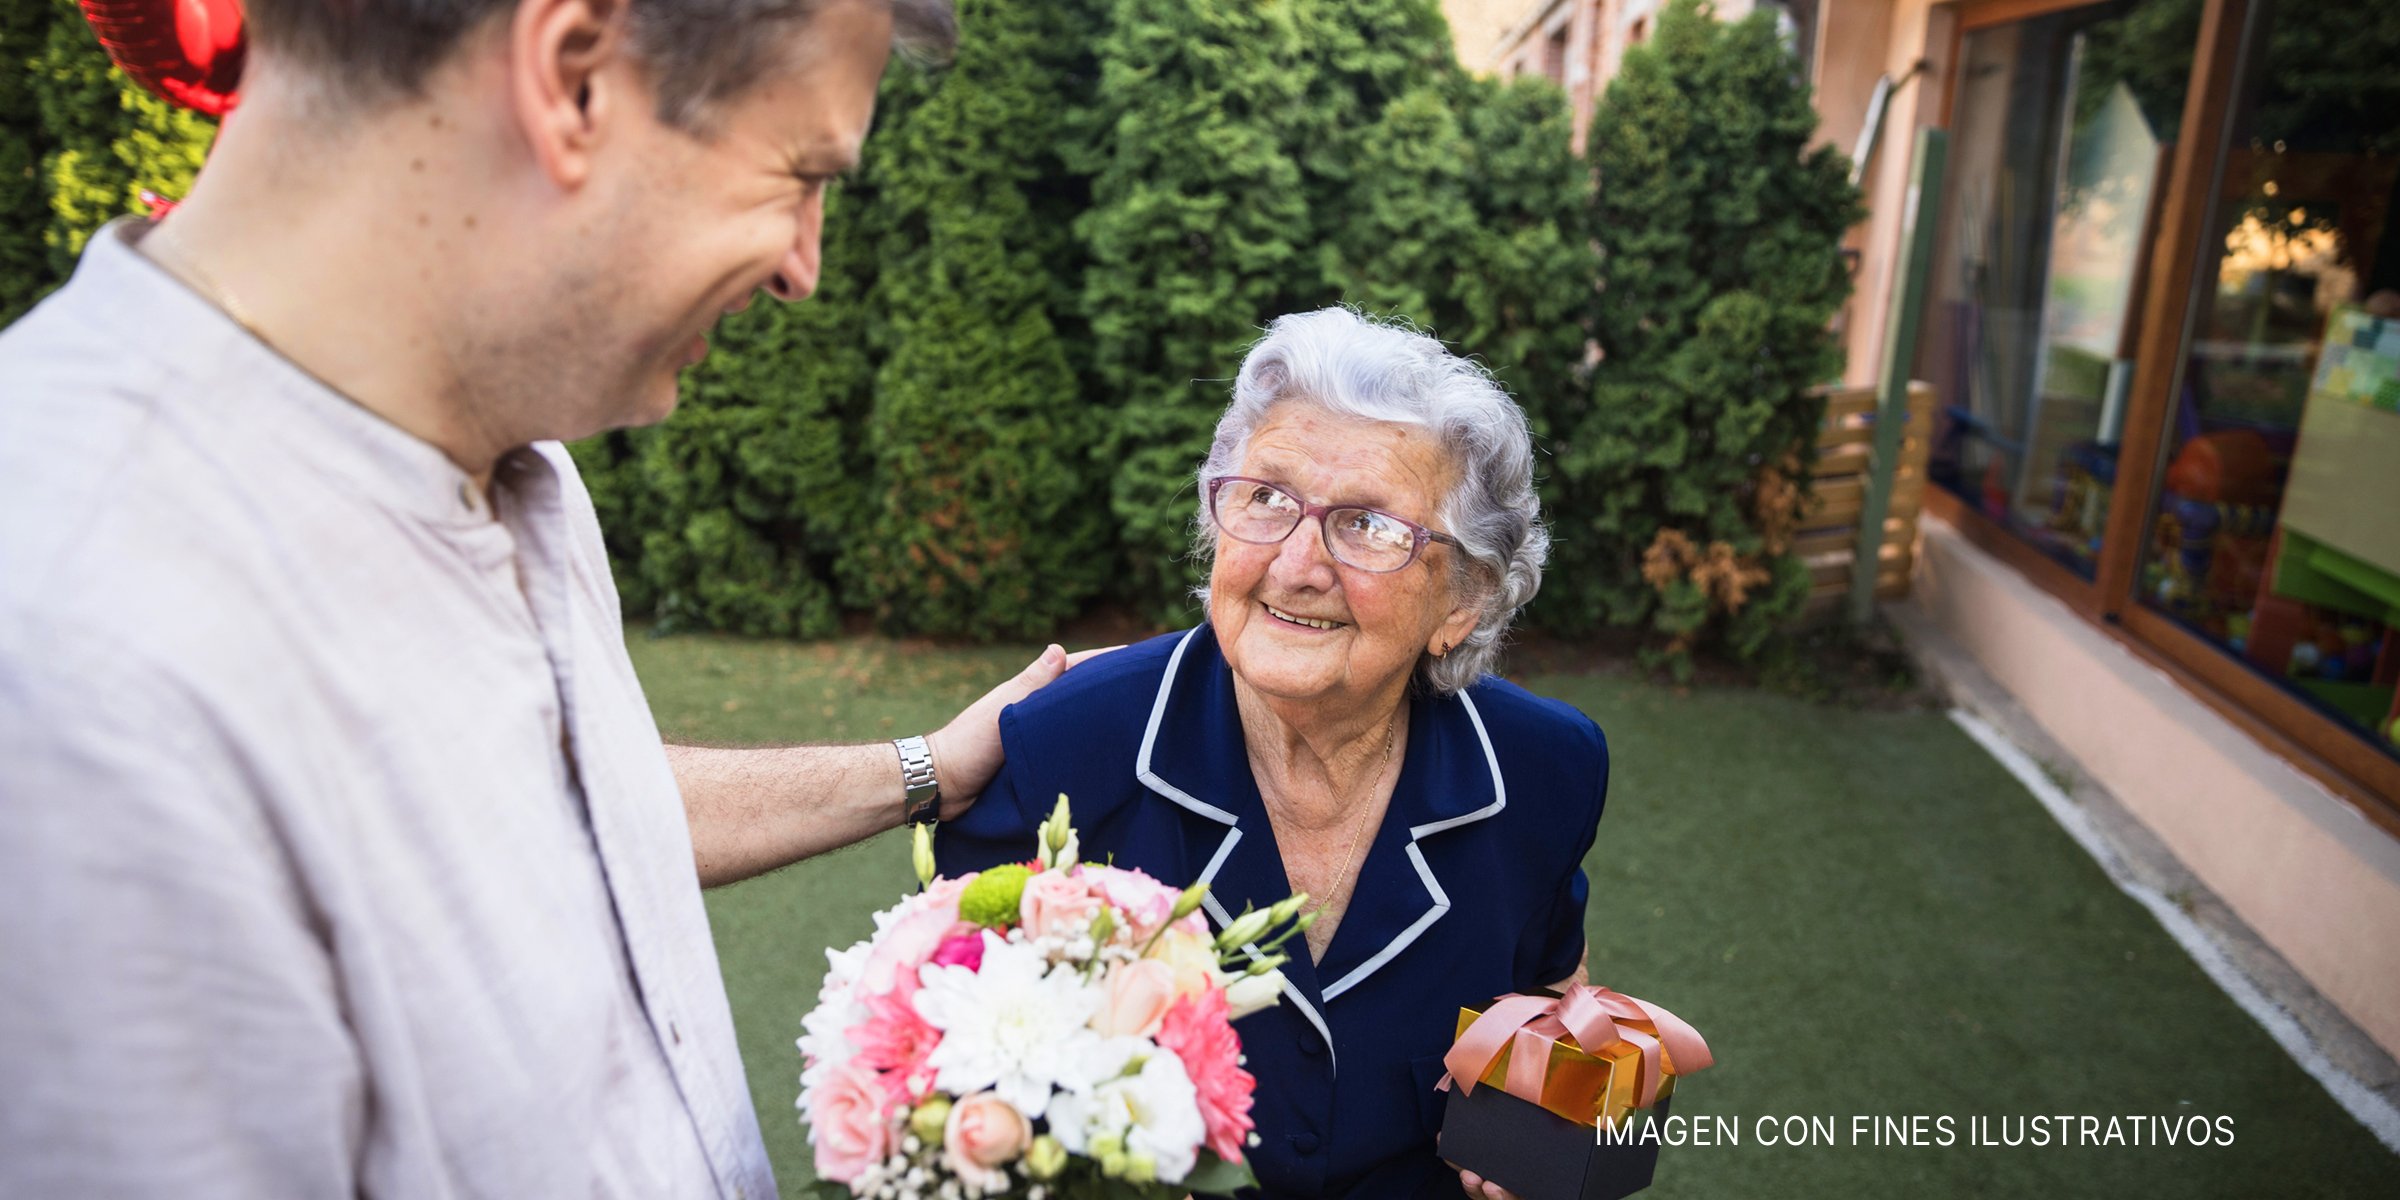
[1179,1149,1260,1196]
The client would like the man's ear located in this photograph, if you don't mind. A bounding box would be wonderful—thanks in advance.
[509,0,630,190]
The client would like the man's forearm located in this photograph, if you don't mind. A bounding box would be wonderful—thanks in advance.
[670,742,903,888]
[670,645,1094,889]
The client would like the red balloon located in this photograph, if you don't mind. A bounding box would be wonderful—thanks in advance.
[79,0,245,116]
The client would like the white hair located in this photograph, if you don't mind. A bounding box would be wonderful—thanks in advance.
[1194,307,1550,695]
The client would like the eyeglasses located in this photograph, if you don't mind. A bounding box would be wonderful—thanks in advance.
[1206,475,1461,574]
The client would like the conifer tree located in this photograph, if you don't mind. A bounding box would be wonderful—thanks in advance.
[1076,0,1313,621]
[1550,0,1860,670]
[1321,73,1591,422]
[1450,72,1593,427]
[846,0,1109,637]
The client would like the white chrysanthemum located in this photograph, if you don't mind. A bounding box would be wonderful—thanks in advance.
[1045,1036,1207,1184]
[796,938,874,1090]
[912,931,1103,1120]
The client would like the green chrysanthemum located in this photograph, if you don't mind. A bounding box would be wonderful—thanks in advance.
[958,864,1032,929]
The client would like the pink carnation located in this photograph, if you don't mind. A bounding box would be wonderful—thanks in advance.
[1156,987,1256,1164]
[849,973,942,1104]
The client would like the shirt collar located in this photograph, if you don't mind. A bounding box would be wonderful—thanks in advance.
[72,218,503,532]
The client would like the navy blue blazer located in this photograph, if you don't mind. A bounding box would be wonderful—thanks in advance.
[936,625,1609,1200]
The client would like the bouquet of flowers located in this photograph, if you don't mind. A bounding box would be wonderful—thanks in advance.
[798,797,1311,1199]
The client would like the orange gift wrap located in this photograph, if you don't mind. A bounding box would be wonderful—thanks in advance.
[1441,985,1714,1129]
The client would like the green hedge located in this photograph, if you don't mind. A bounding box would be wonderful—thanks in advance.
[0,0,50,325]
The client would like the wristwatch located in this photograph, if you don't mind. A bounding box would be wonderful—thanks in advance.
[894,734,941,825]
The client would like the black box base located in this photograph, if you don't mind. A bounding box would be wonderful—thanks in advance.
[1437,1085,1672,1200]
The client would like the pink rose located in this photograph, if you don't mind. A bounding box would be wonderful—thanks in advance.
[808,1061,895,1183]
[1019,869,1105,939]
[921,875,971,911]
[1083,866,1181,939]
[1094,958,1180,1038]
[943,1090,1031,1191]
[930,932,985,972]
[1157,988,1256,1165]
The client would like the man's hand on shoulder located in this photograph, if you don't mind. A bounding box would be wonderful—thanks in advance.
[926,644,1117,820]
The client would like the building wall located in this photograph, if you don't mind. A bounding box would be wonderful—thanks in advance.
[1811,0,1946,390]
[1912,518,2400,1058]
[1443,0,1540,70]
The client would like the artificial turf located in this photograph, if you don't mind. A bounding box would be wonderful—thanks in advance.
[628,628,2400,1198]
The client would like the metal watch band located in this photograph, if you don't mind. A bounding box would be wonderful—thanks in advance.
[894,734,941,825]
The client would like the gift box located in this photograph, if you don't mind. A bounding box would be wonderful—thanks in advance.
[1435,985,1712,1200]
[1440,1079,1675,1200]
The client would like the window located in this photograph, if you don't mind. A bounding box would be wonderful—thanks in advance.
[1917,0,2198,580]
[2133,0,2400,758]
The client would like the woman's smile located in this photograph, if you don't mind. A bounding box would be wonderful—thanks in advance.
[1262,602,1345,632]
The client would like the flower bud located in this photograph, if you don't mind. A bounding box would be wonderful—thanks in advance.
[1222,969,1284,1019]
[1045,794,1073,851]
[1024,1134,1066,1180]
[1090,1133,1124,1161]
[1122,1151,1157,1184]
[912,822,937,888]
[1169,882,1210,923]
[908,1096,952,1145]
[1088,907,1116,946]
[1267,894,1305,927]
[1214,909,1272,951]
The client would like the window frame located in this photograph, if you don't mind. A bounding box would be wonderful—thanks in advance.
[1914,0,2400,820]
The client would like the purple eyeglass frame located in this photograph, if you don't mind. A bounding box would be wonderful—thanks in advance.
[1205,475,1462,573]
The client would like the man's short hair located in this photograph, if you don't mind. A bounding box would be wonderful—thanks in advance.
[245,0,957,129]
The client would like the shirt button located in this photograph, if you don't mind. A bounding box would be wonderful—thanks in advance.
[670,1020,682,1046]
[1292,1132,1321,1155]
[457,480,476,512]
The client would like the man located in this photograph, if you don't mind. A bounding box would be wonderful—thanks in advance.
[0,1,1079,1194]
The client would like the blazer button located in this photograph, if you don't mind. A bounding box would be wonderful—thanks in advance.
[1299,1038,1323,1058]
[1292,1132,1321,1156]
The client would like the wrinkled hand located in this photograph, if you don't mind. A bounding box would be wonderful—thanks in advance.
[925,643,1118,820]
[1456,1168,1519,1200]
[1440,1152,1529,1200]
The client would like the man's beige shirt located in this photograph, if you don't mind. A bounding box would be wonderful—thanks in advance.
[0,221,776,1198]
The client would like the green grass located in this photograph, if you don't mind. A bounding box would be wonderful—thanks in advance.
[630,629,2400,1198]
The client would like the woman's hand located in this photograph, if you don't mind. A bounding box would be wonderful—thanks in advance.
[1457,1168,1520,1200]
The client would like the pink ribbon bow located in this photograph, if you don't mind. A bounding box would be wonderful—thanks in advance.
[1440,985,1714,1114]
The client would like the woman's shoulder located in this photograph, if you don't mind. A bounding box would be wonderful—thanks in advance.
[1455,674,1608,768]
[1002,626,1194,737]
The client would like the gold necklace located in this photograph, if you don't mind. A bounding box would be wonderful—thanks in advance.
[143,219,264,340]
[1300,712,1401,943]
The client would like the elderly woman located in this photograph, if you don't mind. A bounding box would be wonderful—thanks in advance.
[936,308,1605,1200]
